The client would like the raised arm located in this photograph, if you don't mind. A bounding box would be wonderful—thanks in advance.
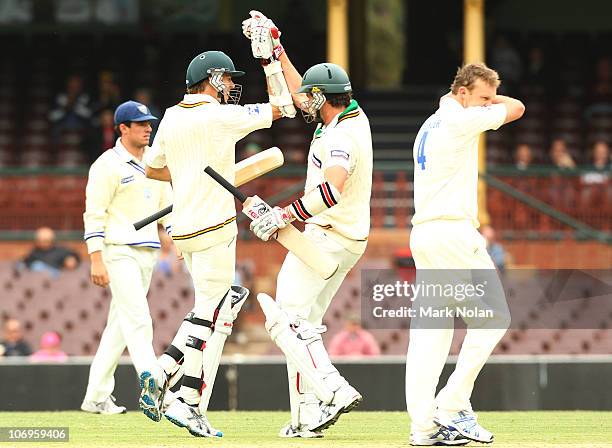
[493,95,525,125]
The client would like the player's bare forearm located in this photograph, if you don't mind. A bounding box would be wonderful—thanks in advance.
[145,165,172,182]
[278,52,308,108]
[493,95,526,124]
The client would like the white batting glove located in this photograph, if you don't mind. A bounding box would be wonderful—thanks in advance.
[242,10,284,61]
[249,206,293,241]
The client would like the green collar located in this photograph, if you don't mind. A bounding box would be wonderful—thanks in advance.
[337,99,359,120]
[314,99,359,138]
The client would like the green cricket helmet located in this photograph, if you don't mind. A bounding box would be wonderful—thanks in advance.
[186,51,245,88]
[297,63,352,94]
[186,51,245,104]
[298,63,352,123]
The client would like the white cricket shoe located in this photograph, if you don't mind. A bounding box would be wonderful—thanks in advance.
[138,369,168,422]
[410,425,470,446]
[307,383,362,432]
[435,410,493,443]
[164,400,222,438]
[80,395,126,415]
[279,422,323,438]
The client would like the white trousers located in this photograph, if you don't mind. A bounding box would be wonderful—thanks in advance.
[276,225,364,426]
[276,226,364,324]
[405,220,509,437]
[84,245,158,402]
[181,236,236,321]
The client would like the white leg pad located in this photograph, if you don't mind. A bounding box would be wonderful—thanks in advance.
[257,293,336,403]
[200,285,249,413]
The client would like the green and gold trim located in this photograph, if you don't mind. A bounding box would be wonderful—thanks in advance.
[178,101,210,108]
[172,216,236,240]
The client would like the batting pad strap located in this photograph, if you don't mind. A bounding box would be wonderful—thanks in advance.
[184,312,214,329]
[186,336,206,351]
[289,182,341,221]
[165,344,184,363]
[183,375,205,392]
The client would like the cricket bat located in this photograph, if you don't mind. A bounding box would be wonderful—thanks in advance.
[204,166,339,280]
[134,147,284,230]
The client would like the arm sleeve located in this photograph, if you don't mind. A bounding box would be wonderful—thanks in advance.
[458,104,507,135]
[144,125,167,169]
[83,160,117,253]
[216,103,273,141]
[158,183,173,233]
[319,131,355,173]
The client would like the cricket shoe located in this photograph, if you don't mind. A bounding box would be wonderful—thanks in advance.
[80,395,126,415]
[307,383,362,432]
[410,425,470,446]
[279,422,323,438]
[138,368,168,422]
[435,410,493,443]
[164,399,222,438]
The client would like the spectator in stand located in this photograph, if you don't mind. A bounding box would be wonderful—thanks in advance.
[524,46,549,89]
[549,138,576,170]
[480,225,506,273]
[490,35,522,95]
[87,108,116,163]
[585,56,612,120]
[48,74,92,139]
[30,331,68,362]
[134,88,161,142]
[92,71,122,117]
[581,141,611,204]
[328,314,380,357]
[514,143,533,171]
[0,319,32,357]
[23,227,80,276]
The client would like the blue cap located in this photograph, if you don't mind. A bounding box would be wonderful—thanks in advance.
[114,100,157,125]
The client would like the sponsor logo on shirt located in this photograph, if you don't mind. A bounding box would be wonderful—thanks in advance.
[330,149,349,160]
[245,104,260,116]
[120,175,134,184]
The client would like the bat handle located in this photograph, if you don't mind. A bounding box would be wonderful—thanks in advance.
[134,205,173,230]
[204,166,248,202]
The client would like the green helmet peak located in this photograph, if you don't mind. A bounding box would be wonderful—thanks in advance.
[297,63,352,94]
[185,51,245,89]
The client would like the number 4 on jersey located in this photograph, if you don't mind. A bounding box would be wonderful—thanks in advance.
[417,131,428,170]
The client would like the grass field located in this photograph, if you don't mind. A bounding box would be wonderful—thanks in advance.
[1,411,611,447]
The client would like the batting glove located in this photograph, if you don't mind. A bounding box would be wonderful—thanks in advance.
[250,206,293,241]
[242,10,284,61]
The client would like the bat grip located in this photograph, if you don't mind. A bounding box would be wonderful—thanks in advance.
[134,205,173,230]
[204,166,248,202]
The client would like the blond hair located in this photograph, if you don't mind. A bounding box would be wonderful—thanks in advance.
[450,63,501,94]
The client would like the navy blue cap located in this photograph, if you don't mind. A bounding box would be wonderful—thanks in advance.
[114,100,157,125]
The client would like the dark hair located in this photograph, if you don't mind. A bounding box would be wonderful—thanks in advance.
[326,92,352,108]
[186,79,208,94]
[115,122,132,136]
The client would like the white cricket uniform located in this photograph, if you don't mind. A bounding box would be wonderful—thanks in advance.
[145,93,273,320]
[274,100,372,429]
[83,138,172,403]
[276,99,372,323]
[406,96,511,437]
